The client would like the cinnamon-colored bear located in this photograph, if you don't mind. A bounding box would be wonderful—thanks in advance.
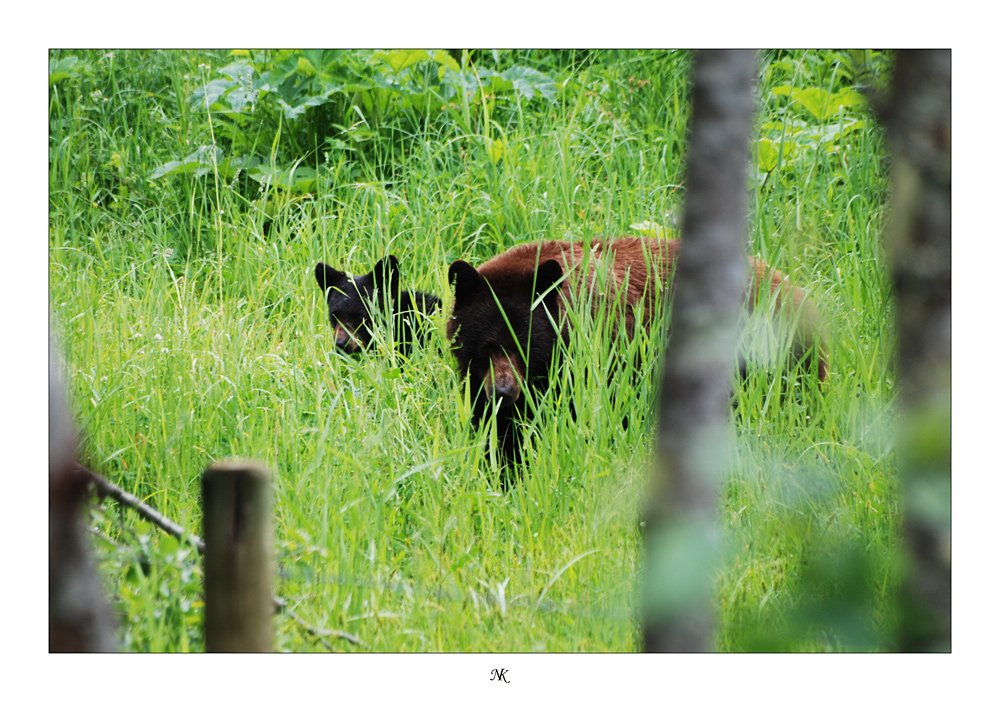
[447,237,826,469]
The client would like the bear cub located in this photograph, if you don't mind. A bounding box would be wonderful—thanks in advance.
[315,255,441,357]
[447,237,827,472]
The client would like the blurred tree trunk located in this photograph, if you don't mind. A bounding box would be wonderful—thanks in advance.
[879,49,952,651]
[49,343,117,652]
[643,49,757,652]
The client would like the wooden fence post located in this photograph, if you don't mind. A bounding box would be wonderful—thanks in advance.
[202,461,273,652]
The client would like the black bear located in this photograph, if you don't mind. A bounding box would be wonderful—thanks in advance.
[447,236,827,473]
[315,256,441,357]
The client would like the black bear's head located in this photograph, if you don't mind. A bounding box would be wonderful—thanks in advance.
[315,256,400,353]
[447,257,564,409]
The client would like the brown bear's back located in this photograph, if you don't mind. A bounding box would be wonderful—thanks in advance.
[476,236,681,338]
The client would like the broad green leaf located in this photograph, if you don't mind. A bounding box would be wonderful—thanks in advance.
[149,160,184,180]
[168,162,211,178]
[219,62,253,82]
[429,50,461,73]
[247,164,319,193]
[218,62,257,113]
[191,77,234,111]
[402,91,447,113]
[149,146,232,180]
[501,65,556,102]
[376,49,433,73]
[792,87,831,120]
[215,155,253,180]
[301,49,337,75]
[269,74,318,119]
[49,56,82,86]
[49,56,79,73]
[755,136,797,171]
[481,71,514,96]
[296,56,318,76]
[838,119,865,137]
[834,87,867,109]
[772,85,865,121]
[757,137,779,172]
[441,67,480,99]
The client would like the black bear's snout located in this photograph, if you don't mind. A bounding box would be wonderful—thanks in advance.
[333,325,362,353]
[492,372,519,402]
[484,356,523,404]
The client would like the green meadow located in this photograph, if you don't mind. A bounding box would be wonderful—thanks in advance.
[48,49,898,651]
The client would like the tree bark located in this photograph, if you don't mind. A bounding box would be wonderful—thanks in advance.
[643,50,757,652]
[49,344,117,652]
[880,49,951,651]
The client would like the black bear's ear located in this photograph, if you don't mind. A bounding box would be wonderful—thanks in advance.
[372,255,400,298]
[315,262,348,292]
[535,259,564,308]
[449,260,481,307]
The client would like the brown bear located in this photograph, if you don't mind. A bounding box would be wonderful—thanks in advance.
[315,256,441,357]
[447,236,826,472]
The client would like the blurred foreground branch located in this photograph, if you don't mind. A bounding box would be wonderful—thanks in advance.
[879,49,952,652]
[643,49,758,652]
[50,349,117,652]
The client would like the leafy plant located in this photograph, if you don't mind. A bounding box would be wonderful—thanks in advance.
[756,84,870,182]
[150,50,560,193]
[752,50,892,194]
[49,55,88,86]
[90,506,204,652]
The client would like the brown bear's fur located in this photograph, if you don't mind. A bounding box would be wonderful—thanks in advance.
[447,236,827,468]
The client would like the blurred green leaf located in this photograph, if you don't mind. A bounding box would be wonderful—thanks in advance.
[247,163,318,193]
[757,137,779,172]
[49,56,83,86]
[375,49,433,73]
[149,146,249,181]
[430,50,462,73]
[502,65,557,102]
[756,136,797,172]
[772,85,866,121]
[484,136,506,165]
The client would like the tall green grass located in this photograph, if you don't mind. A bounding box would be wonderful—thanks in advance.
[49,49,896,651]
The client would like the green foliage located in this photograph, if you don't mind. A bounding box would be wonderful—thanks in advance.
[49,55,85,86]
[49,49,898,652]
[89,506,204,652]
[754,50,890,189]
[152,50,559,190]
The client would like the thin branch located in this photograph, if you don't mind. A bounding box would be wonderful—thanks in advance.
[274,596,365,649]
[78,462,201,549]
